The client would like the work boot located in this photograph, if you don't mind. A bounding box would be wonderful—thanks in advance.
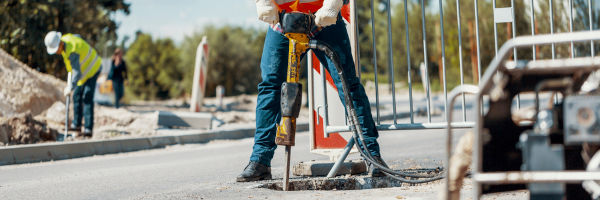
[236,161,272,182]
[82,128,93,137]
[368,156,389,177]
[69,124,81,131]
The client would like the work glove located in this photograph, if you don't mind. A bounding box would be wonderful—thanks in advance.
[315,0,343,27]
[256,0,279,25]
[63,85,72,97]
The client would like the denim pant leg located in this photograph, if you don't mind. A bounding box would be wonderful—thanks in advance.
[72,84,84,128]
[113,79,124,108]
[312,18,381,157]
[83,72,98,130]
[250,28,289,167]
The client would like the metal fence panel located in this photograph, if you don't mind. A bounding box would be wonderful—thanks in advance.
[311,0,599,135]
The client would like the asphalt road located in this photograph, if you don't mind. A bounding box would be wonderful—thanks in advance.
[0,125,527,199]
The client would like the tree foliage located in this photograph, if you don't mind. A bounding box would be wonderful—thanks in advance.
[125,33,183,100]
[0,0,129,79]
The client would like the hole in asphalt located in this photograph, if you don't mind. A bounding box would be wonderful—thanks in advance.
[257,176,434,191]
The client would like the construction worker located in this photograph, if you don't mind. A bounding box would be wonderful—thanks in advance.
[237,0,384,182]
[44,31,101,137]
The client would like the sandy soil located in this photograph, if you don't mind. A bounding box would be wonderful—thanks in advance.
[0,49,65,118]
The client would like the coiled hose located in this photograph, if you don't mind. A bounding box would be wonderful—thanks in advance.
[309,40,444,183]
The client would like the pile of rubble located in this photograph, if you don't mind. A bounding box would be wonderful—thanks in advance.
[0,113,57,145]
[0,49,64,144]
[0,49,65,118]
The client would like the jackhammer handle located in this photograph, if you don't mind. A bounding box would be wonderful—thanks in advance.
[64,96,70,141]
[279,11,318,35]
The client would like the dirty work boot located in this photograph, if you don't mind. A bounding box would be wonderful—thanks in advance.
[82,128,93,137]
[368,156,389,177]
[236,161,272,182]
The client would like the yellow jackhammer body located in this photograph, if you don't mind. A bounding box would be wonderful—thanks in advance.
[275,12,313,191]
[275,33,308,191]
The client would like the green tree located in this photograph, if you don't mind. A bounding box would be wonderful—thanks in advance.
[125,33,183,100]
[0,0,129,79]
[571,0,600,57]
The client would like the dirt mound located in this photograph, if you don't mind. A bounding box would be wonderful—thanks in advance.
[0,113,58,145]
[0,48,65,118]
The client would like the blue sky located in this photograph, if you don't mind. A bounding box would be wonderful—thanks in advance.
[114,0,264,45]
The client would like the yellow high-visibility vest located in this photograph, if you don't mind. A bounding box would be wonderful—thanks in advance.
[60,34,101,86]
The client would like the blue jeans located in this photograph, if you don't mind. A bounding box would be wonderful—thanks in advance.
[72,71,98,130]
[250,17,381,166]
[112,78,124,108]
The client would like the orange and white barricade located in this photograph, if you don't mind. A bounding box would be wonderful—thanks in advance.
[190,36,209,112]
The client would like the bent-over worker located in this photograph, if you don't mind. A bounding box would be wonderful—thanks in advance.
[44,31,101,137]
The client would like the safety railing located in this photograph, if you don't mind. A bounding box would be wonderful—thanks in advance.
[315,0,598,135]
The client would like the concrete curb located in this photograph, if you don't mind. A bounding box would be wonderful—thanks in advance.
[0,123,309,166]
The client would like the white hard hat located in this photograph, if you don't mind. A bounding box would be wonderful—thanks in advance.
[44,31,62,54]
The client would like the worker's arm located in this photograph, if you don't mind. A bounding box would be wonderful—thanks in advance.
[315,0,343,27]
[68,53,82,89]
[255,0,278,24]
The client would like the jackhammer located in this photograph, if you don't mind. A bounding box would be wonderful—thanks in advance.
[275,11,310,191]
[276,11,443,191]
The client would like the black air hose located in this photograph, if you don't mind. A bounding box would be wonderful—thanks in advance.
[309,40,444,182]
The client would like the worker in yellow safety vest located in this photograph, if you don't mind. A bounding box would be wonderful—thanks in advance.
[44,31,101,137]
